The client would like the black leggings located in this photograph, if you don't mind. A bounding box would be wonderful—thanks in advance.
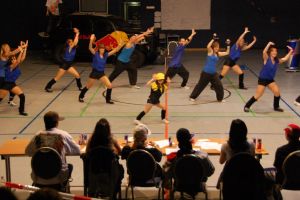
[190,71,224,101]
[165,64,189,87]
[109,60,137,85]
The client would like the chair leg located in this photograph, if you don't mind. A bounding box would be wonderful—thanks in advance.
[205,191,208,200]
[158,187,161,200]
[131,186,134,200]
[125,185,129,200]
[118,185,122,200]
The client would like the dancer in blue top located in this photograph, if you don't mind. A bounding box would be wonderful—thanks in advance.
[44,28,82,92]
[0,41,28,115]
[244,42,293,112]
[218,27,256,89]
[166,29,196,89]
[190,34,230,102]
[0,42,25,106]
[79,34,124,104]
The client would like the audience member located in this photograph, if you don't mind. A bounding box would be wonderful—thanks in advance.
[27,188,62,200]
[219,119,255,164]
[86,118,121,154]
[0,186,18,200]
[273,123,300,185]
[25,111,80,186]
[163,128,215,197]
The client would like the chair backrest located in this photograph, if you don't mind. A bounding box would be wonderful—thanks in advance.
[83,146,121,198]
[222,152,266,200]
[31,147,62,180]
[173,154,205,196]
[126,149,157,184]
[34,133,64,154]
[282,150,300,190]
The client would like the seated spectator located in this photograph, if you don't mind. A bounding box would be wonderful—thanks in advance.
[0,186,18,200]
[25,111,80,186]
[27,188,62,200]
[85,118,124,197]
[121,123,163,176]
[219,119,255,164]
[163,128,215,192]
[274,123,300,185]
[86,118,121,155]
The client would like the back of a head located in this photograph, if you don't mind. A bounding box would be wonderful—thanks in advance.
[0,187,18,200]
[285,124,300,142]
[133,125,148,148]
[176,128,193,154]
[44,111,62,130]
[27,188,62,200]
[87,118,112,151]
[228,119,249,152]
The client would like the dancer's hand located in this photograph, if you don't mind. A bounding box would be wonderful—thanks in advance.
[253,36,257,41]
[73,28,80,34]
[152,73,157,80]
[191,29,196,36]
[225,39,231,45]
[90,34,96,41]
[268,41,275,46]
[244,27,250,33]
[287,46,293,52]
[166,77,171,83]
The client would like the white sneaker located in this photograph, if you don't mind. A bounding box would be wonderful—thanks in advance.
[181,86,190,90]
[189,98,196,102]
[8,101,17,106]
[131,85,141,89]
[133,119,141,125]
[294,101,300,106]
[38,32,49,38]
[162,119,169,124]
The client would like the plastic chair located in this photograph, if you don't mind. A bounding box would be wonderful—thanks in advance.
[125,149,163,200]
[222,152,266,200]
[170,154,208,200]
[82,146,123,199]
[31,147,69,192]
[282,150,300,190]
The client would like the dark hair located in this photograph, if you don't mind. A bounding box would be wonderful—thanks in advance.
[228,119,249,153]
[86,118,113,152]
[27,188,62,200]
[0,187,18,200]
[176,128,193,156]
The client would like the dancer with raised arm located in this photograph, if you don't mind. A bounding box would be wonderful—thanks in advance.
[190,35,230,102]
[79,34,124,104]
[166,29,196,89]
[218,27,256,89]
[134,73,170,124]
[0,41,28,115]
[44,28,82,92]
[244,42,293,112]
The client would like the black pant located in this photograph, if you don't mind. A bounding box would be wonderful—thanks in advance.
[190,71,224,101]
[165,64,189,87]
[109,60,137,85]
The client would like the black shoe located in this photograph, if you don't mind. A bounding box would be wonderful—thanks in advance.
[274,107,284,112]
[78,87,82,91]
[45,88,53,93]
[106,100,114,104]
[244,107,250,112]
[79,97,84,103]
[239,85,248,90]
[19,112,28,116]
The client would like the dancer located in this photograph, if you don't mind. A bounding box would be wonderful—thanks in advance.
[106,27,154,98]
[0,41,28,115]
[134,72,170,124]
[244,42,293,112]
[1,42,25,106]
[79,34,124,104]
[166,29,196,89]
[44,27,82,92]
[218,27,256,89]
[190,35,230,102]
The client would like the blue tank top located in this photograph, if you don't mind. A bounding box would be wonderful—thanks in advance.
[0,60,8,77]
[203,54,219,74]
[63,45,76,62]
[92,52,108,72]
[229,44,241,61]
[259,58,279,80]
[169,45,185,68]
[117,45,135,63]
[5,66,21,82]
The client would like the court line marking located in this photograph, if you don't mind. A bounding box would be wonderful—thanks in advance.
[246,66,300,118]
[18,65,49,85]
[18,70,85,135]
